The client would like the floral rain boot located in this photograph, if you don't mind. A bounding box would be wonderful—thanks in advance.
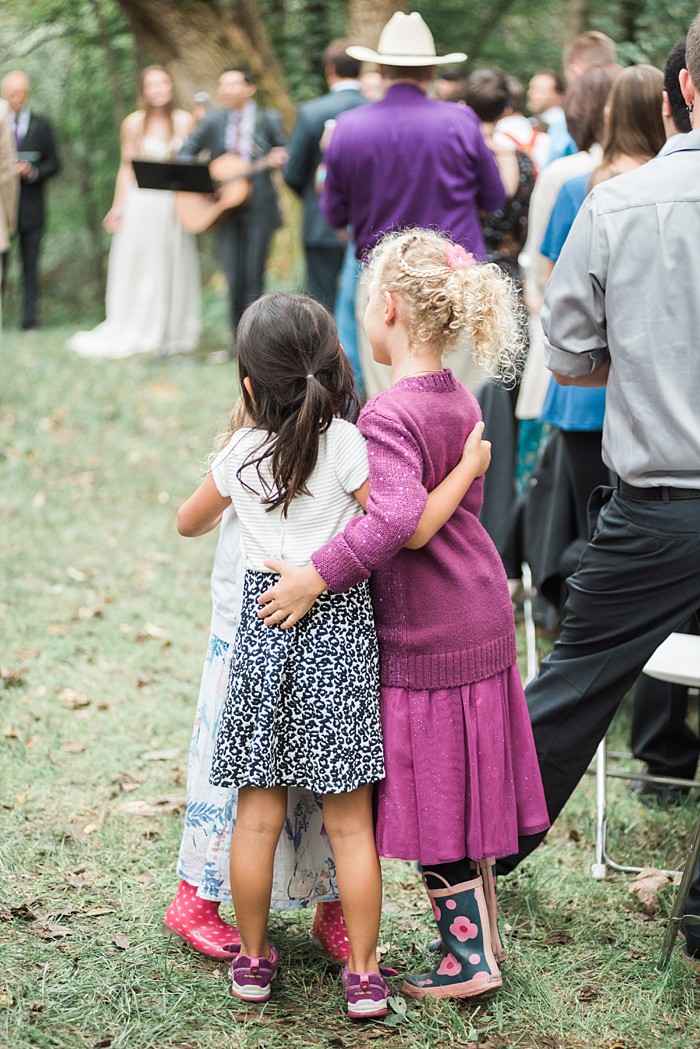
[403,871,502,1000]
[311,900,351,963]
[163,879,241,959]
[471,858,506,963]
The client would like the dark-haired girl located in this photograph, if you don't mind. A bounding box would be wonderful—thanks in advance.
[176,292,491,1018]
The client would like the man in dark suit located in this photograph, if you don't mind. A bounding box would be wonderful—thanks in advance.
[180,67,287,353]
[1,71,60,330]
[283,40,366,310]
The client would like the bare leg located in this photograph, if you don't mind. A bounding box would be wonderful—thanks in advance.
[322,786,381,974]
[229,785,287,958]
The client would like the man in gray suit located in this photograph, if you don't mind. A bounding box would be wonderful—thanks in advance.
[283,41,366,310]
[180,67,287,353]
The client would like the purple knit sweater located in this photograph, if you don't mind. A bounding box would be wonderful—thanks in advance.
[311,370,517,689]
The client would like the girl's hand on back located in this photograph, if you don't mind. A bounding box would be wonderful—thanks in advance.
[258,559,328,628]
[461,421,491,478]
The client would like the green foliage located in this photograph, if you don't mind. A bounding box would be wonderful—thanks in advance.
[257,0,348,102]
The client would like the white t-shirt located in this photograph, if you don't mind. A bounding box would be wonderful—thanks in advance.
[211,418,368,572]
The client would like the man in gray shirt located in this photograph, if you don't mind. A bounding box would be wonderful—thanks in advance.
[498,16,700,971]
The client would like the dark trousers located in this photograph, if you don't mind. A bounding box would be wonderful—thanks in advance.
[304,244,345,312]
[1,225,43,328]
[218,208,272,339]
[631,617,700,780]
[498,488,700,873]
[560,430,613,540]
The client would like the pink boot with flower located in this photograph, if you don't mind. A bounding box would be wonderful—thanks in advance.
[403,871,502,1000]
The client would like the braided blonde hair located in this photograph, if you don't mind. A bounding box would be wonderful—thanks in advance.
[367,229,526,386]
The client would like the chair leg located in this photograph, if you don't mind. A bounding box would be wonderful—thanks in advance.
[591,738,608,879]
[657,816,700,971]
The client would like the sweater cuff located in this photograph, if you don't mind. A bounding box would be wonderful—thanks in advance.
[312,534,370,593]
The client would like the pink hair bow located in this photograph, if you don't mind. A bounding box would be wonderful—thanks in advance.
[445,244,476,270]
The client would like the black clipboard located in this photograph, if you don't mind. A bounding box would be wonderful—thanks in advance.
[132,159,215,194]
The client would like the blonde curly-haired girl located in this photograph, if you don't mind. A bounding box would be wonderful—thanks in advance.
[258,228,548,1003]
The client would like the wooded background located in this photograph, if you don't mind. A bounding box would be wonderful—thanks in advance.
[1,0,698,320]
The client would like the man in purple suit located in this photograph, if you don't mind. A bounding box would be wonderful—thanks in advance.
[321,13,505,396]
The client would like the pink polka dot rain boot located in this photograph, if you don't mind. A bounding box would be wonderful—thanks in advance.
[403,871,502,1000]
[163,879,241,959]
[311,900,351,963]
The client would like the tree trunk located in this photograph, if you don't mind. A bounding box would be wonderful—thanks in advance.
[115,0,295,128]
[565,0,588,42]
[347,0,408,49]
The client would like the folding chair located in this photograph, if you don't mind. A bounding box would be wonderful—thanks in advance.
[591,632,700,880]
[657,814,700,970]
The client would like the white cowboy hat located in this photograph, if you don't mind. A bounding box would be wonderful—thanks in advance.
[346,12,466,67]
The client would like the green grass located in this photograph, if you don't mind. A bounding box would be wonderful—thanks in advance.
[0,325,698,1049]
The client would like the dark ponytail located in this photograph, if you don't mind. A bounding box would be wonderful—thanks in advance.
[235,294,359,516]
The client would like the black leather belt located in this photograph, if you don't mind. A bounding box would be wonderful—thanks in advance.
[618,480,700,501]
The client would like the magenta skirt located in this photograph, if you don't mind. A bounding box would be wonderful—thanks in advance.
[375,664,550,865]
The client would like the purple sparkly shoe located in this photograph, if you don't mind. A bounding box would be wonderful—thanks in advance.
[230,945,279,1003]
[341,967,391,1020]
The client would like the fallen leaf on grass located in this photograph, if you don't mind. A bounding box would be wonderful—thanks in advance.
[8,903,38,922]
[18,647,40,661]
[78,606,104,620]
[143,623,167,639]
[141,748,179,762]
[0,991,14,1010]
[578,984,600,1001]
[66,567,87,583]
[31,920,71,940]
[119,794,187,816]
[111,932,130,950]
[544,931,573,945]
[58,688,91,709]
[628,868,670,914]
[383,994,409,1026]
[60,742,87,754]
[1,667,27,688]
[2,727,20,739]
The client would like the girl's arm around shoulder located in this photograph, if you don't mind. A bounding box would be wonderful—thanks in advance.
[405,421,491,549]
[177,472,231,537]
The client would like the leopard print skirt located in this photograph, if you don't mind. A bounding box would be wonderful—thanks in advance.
[210,570,384,794]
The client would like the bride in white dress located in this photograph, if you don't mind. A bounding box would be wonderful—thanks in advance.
[69,66,201,359]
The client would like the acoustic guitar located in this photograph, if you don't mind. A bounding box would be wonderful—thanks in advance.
[175,152,280,234]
